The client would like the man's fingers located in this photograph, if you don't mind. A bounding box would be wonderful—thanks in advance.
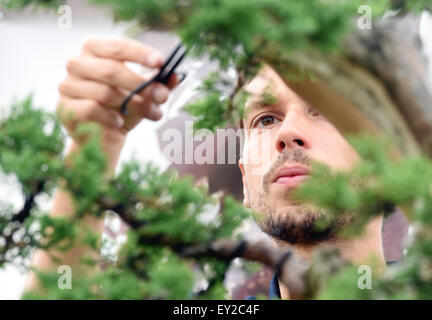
[82,36,164,68]
[67,55,150,92]
[116,85,165,121]
[166,73,181,90]
[58,76,169,119]
[56,98,124,130]
[59,76,137,109]
[67,55,175,103]
[59,77,122,108]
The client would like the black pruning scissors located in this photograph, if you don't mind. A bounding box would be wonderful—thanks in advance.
[120,43,188,115]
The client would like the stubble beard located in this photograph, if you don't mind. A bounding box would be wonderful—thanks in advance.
[255,197,346,245]
[250,148,350,245]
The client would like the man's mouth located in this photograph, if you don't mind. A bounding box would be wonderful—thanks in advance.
[272,165,310,188]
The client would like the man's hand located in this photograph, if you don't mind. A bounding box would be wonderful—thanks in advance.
[25,37,180,292]
[57,36,178,146]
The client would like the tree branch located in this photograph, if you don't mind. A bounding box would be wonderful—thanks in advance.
[12,180,45,223]
[99,193,311,299]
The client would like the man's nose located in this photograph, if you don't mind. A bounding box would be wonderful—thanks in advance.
[275,105,309,153]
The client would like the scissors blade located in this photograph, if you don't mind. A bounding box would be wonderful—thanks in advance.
[120,43,188,115]
[156,44,188,84]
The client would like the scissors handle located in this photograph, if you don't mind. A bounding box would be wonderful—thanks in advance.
[120,43,188,116]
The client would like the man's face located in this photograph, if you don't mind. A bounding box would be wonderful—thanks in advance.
[238,65,359,245]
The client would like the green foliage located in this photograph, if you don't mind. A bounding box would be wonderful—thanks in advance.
[27,249,197,300]
[1,98,252,299]
[0,0,63,10]
[403,0,432,12]
[145,249,196,299]
[88,0,386,55]
[6,100,430,300]
[62,124,108,218]
[85,0,429,131]
[89,0,389,130]
[0,96,66,267]
[4,0,431,131]
[293,134,432,233]
[183,72,233,132]
[317,264,372,299]
[0,95,64,194]
[3,0,432,301]
[36,214,78,251]
[106,162,249,244]
[291,134,432,299]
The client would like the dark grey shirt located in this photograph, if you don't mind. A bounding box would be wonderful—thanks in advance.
[246,260,398,300]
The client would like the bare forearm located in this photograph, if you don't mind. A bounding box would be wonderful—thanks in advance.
[24,36,177,294]
[24,135,125,292]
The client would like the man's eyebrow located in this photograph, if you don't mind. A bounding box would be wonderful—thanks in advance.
[243,92,279,120]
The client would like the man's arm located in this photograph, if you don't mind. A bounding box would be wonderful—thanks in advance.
[25,36,179,292]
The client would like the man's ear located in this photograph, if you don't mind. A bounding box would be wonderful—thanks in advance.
[238,158,250,208]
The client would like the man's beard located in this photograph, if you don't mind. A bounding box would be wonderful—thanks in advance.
[256,200,348,245]
[251,147,350,245]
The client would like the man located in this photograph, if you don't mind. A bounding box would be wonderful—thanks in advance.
[26,36,387,299]
[239,66,386,299]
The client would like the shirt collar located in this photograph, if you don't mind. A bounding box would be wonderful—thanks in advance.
[268,260,399,299]
[268,271,281,299]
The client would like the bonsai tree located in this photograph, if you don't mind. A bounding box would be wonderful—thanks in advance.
[1,0,432,299]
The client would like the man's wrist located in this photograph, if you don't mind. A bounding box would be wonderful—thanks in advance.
[69,128,126,175]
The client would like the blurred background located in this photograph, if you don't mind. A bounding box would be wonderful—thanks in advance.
[1,0,432,299]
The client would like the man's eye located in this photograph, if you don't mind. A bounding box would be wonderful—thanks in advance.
[256,115,278,127]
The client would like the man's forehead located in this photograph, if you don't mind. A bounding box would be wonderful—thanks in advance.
[242,67,280,115]
[242,65,304,121]
[244,66,279,97]
[241,65,328,128]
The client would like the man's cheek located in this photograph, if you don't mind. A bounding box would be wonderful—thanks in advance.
[244,130,273,176]
[314,142,359,171]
